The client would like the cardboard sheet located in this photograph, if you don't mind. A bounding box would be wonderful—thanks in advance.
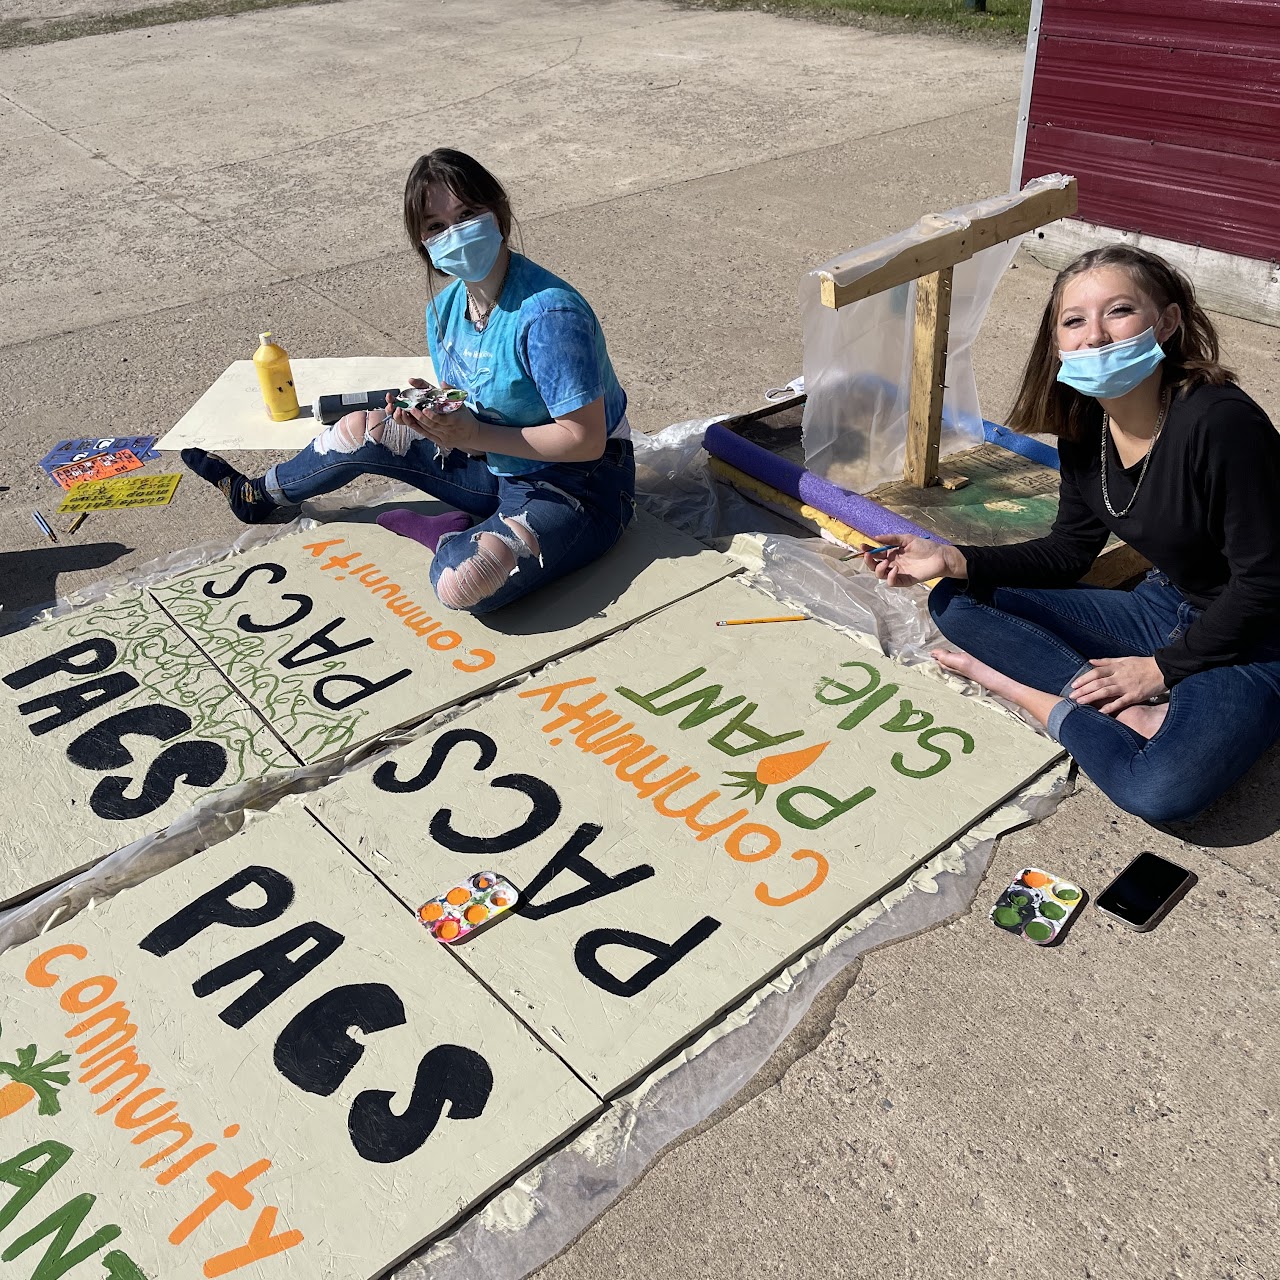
[0,592,295,907]
[0,805,600,1279]
[158,356,439,452]
[149,515,737,763]
[308,576,1063,1095]
[57,472,182,512]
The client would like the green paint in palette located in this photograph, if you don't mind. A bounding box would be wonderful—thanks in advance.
[988,866,1084,947]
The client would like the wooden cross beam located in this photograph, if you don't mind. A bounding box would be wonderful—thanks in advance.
[818,178,1079,489]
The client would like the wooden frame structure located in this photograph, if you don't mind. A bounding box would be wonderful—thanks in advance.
[707,176,1150,588]
[816,179,1079,489]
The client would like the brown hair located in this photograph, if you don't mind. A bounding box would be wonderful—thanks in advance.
[1006,245,1235,441]
[403,148,514,277]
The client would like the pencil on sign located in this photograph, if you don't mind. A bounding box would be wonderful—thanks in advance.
[32,511,56,543]
[715,615,808,627]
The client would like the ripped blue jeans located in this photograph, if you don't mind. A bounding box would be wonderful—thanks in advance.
[929,572,1280,824]
[264,436,635,614]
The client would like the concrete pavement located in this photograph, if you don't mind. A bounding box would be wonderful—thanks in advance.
[2,3,1277,1277]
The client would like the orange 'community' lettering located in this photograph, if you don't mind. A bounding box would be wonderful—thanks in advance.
[302,537,495,673]
[518,676,828,906]
[21,942,304,1275]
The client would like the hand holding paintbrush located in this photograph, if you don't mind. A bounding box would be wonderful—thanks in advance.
[860,535,969,587]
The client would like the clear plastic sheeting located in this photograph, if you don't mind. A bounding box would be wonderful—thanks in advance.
[800,175,1073,493]
[0,422,1069,1280]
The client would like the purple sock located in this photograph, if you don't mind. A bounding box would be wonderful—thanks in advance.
[376,509,471,553]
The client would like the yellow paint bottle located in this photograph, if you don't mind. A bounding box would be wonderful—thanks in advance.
[253,331,300,421]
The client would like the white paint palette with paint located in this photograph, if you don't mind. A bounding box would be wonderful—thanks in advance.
[307,576,1063,1095]
[0,591,295,908]
[149,515,737,763]
[0,805,599,1279]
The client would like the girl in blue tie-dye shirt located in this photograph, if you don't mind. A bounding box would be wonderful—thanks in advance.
[183,148,635,614]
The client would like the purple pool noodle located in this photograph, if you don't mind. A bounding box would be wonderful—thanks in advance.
[703,422,947,544]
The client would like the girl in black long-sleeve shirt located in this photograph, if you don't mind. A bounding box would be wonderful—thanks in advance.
[866,246,1280,824]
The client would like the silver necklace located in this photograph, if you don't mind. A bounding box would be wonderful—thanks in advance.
[1100,390,1169,519]
[466,256,510,334]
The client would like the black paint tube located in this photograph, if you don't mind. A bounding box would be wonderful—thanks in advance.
[312,389,401,424]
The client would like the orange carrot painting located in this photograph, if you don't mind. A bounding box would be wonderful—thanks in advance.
[0,1022,71,1119]
[723,741,830,803]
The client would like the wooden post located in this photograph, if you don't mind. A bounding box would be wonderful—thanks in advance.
[903,266,953,489]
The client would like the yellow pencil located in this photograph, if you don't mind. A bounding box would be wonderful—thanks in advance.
[715,614,808,627]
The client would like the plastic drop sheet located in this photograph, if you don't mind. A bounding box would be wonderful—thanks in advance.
[800,175,1072,493]
[0,423,1069,1279]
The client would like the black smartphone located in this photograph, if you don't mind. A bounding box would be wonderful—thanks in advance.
[1096,852,1196,931]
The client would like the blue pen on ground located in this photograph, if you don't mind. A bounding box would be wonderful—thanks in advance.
[32,511,56,543]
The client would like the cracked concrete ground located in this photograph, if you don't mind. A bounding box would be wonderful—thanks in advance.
[1,2,1277,1277]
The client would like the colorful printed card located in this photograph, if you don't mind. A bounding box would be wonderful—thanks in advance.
[989,866,1084,945]
[50,448,144,490]
[57,472,181,512]
[38,434,159,477]
[418,871,520,943]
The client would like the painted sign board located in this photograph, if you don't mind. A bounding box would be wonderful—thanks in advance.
[150,515,736,764]
[0,806,600,1278]
[308,577,1064,1095]
[0,593,295,907]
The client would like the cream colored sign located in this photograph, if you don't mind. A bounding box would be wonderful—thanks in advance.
[308,576,1063,1095]
[151,515,737,763]
[0,592,295,907]
[158,357,439,452]
[0,806,600,1279]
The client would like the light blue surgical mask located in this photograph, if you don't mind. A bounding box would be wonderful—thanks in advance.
[423,211,504,282]
[1056,326,1166,399]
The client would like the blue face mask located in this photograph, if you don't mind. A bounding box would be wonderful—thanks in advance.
[423,211,504,282]
[1056,326,1166,399]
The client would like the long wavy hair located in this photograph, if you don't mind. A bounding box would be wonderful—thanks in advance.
[1006,245,1235,441]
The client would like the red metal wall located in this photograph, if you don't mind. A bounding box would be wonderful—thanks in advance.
[1020,0,1280,263]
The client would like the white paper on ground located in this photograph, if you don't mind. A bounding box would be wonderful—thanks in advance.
[158,357,439,452]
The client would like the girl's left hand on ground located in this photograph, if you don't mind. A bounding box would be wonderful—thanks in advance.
[1071,655,1167,715]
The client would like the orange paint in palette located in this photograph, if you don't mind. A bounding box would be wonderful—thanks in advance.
[418,871,520,945]
[989,866,1084,946]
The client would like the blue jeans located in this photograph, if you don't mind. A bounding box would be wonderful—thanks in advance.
[264,436,636,614]
[929,573,1280,823]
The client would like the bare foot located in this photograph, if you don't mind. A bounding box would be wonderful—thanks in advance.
[931,648,1063,732]
[1115,702,1169,740]
[931,648,1026,702]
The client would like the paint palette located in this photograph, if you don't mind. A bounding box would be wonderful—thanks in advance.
[989,866,1083,946]
[395,384,467,415]
[418,871,519,944]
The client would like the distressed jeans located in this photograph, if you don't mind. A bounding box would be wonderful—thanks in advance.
[929,572,1280,824]
[265,435,636,614]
